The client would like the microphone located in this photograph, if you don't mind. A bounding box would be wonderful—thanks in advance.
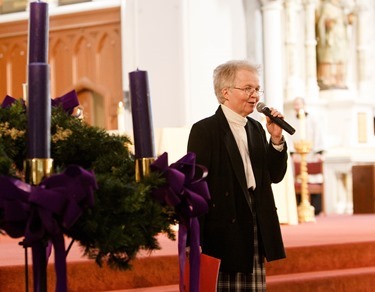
[256,102,296,135]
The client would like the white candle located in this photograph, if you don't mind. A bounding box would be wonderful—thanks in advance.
[22,83,28,102]
[117,101,126,133]
[298,108,306,140]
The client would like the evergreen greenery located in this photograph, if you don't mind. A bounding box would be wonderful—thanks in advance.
[0,100,176,270]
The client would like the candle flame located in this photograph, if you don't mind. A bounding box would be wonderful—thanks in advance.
[298,109,305,119]
[22,83,28,102]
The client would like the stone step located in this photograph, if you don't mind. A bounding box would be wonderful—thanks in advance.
[267,266,375,292]
[111,285,179,292]
[266,241,375,276]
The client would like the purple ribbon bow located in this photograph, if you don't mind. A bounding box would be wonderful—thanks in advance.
[2,90,79,114]
[1,95,26,108]
[151,152,210,292]
[0,165,97,292]
[51,90,79,115]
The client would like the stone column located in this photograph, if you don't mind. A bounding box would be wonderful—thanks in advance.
[303,0,319,101]
[355,0,373,97]
[260,0,284,110]
[284,0,304,102]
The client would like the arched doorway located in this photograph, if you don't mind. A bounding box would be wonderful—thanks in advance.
[75,78,107,128]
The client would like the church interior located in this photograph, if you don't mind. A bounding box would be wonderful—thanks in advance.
[1,0,375,291]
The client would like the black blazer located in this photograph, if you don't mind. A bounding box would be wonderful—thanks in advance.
[187,106,287,273]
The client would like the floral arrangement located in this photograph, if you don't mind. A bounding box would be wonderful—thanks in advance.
[0,99,176,270]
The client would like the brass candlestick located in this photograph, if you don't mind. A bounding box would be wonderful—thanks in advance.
[294,140,315,223]
[24,158,54,185]
[135,157,155,182]
[23,158,53,292]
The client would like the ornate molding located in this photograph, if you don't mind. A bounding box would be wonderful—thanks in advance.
[260,0,284,10]
[0,6,120,38]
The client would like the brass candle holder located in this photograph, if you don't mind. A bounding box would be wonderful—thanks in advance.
[24,158,54,185]
[294,140,316,223]
[135,157,155,182]
[23,158,53,291]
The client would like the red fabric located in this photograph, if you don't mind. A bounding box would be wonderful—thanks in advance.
[184,254,221,292]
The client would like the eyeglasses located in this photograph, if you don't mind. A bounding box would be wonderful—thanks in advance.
[232,86,263,97]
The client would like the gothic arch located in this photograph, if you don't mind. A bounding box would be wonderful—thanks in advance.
[73,77,108,128]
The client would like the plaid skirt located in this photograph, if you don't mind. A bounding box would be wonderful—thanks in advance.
[217,189,266,292]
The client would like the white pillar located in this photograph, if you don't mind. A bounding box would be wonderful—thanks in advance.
[47,0,58,8]
[355,0,374,98]
[284,0,304,102]
[261,0,284,111]
[243,0,264,68]
[303,0,319,101]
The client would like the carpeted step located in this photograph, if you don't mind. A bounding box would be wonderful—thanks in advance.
[0,255,180,292]
[267,266,375,292]
[120,284,179,291]
[266,241,375,276]
[2,240,375,291]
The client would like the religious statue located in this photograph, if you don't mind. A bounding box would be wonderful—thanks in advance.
[316,0,355,89]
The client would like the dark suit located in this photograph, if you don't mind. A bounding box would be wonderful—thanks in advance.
[187,106,287,273]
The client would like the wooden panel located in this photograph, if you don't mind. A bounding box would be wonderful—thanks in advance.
[8,43,27,99]
[352,165,375,214]
[0,44,8,97]
[0,37,28,99]
[0,7,122,130]
[50,38,75,94]
[0,20,28,38]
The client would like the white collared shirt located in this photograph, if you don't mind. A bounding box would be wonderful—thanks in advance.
[221,104,256,190]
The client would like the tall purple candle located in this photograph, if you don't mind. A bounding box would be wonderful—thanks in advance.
[27,63,50,158]
[26,3,51,292]
[27,1,50,159]
[28,1,48,63]
[129,69,155,159]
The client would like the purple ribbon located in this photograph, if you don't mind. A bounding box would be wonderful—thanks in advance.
[51,90,79,115]
[151,152,210,292]
[1,95,25,108]
[2,90,79,114]
[0,165,97,292]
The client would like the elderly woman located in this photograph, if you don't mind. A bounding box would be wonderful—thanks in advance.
[187,60,288,291]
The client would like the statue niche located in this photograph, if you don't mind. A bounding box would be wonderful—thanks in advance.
[315,0,355,90]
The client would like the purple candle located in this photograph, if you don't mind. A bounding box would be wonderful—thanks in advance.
[27,0,50,160]
[28,1,49,63]
[26,3,51,292]
[27,0,50,159]
[129,69,155,159]
[27,63,51,158]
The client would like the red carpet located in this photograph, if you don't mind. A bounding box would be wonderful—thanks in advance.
[266,214,375,291]
[1,214,375,291]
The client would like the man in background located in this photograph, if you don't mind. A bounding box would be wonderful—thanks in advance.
[288,97,325,215]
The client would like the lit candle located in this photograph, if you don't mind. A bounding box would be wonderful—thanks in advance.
[129,69,155,159]
[298,108,306,140]
[117,101,126,133]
